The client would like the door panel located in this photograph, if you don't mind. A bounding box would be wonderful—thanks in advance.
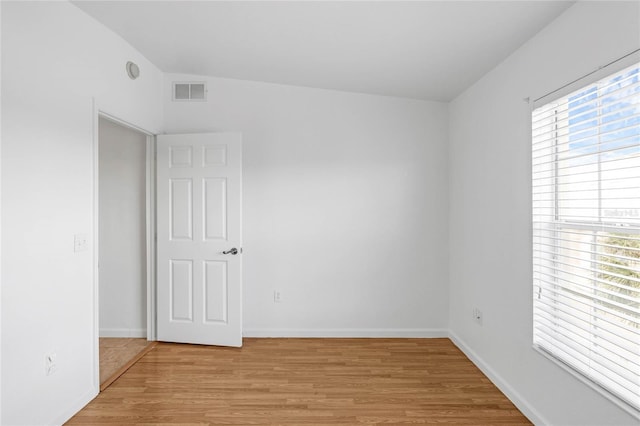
[204,260,227,323]
[157,133,242,347]
[170,259,193,322]
[203,178,227,240]
[170,178,193,240]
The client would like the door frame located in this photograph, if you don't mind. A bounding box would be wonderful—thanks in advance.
[92,103,157,391]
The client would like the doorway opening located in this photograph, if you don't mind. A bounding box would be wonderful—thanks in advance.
[97,115,156,390]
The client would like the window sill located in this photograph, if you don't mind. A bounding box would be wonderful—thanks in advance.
[533,345,640,421]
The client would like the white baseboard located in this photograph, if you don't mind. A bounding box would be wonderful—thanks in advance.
[448,331,547,425]
[243,328,449,338]
[52,386,98,426]
[99,328,147,338]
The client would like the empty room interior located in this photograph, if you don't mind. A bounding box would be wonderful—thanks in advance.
[1,1,639,425]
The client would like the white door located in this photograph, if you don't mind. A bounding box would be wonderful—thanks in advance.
[156,133,242,347]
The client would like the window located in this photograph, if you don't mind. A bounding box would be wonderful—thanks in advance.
[532,62,640,412]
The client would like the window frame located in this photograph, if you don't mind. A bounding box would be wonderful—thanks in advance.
[531,54,640,419]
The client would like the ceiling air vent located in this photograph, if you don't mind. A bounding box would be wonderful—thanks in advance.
[172,82,207,101]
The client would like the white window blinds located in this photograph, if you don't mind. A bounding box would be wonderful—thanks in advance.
[532,62,640,412]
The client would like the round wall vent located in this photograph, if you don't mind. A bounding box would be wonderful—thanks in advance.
[126,61,140,80]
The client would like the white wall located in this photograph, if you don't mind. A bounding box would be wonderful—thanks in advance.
[163,76,450,336]
[99,118,147,338]
[0,2,3,422]
[448,2,640,425]
[1,2,162,425]
[7,1,636,425]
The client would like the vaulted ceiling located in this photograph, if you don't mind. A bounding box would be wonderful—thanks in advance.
[74,1,573,101]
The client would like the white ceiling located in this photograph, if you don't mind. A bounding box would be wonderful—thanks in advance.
[73,1,573,101]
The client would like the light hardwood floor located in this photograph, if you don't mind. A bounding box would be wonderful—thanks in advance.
[99,338,157,391]
[70,338,531,425]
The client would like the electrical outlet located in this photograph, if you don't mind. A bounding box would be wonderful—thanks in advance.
[273,290,283,303]
[473,308,483,325]
[45,352,57,376]
[74,234,88,252]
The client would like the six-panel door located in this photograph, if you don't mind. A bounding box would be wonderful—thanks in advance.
[156,133,242,347]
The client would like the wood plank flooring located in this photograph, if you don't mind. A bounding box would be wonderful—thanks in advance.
[99,338,157,390]
[69,338,531,425]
